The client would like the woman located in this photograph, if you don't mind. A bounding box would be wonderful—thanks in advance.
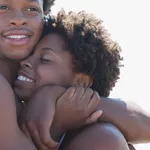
[14,10,134,150]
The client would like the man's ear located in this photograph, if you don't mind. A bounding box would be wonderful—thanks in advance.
[73,73,93,88]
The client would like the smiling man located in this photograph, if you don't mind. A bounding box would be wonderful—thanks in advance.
[0,0,44,85]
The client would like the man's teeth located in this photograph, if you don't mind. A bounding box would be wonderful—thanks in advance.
[7,35,28,39]
[17,75,33,83]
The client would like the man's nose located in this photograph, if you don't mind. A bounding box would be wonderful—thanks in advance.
[9,11,27,27]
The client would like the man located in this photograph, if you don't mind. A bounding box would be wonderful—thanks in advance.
[0,0,52,149]
[0,0,55,85]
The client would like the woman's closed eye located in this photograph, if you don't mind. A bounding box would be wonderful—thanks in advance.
[40,56,51,63]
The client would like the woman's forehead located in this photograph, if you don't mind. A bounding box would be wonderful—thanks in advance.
[38,33,66,50]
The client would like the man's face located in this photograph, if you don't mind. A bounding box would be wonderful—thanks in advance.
[0,0,44,60]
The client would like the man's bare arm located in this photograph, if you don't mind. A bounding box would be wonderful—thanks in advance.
[98,97,150,143]
[0,74,37,150]
[60,123,130,150]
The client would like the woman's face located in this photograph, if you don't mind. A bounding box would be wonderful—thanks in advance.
[14,33,78,101]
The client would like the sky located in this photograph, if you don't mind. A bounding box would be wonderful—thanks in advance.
[52,0,150,149]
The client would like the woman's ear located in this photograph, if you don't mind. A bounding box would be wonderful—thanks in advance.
[74,73,93,88]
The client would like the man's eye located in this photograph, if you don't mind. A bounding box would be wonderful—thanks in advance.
[0,5,9,10]
[27,7,39,12]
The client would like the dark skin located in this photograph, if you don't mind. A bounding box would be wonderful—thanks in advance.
[0,0,149,149]
[0,0,43,84]
[60,123,131,150]
[0,76,134,150]
[0,0,102,149]
[15,33,102,149]
[0,74,37,150]
[0,0,43,149]
[14,33,131,150]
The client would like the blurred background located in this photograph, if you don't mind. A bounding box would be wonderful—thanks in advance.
[52,0,150,149]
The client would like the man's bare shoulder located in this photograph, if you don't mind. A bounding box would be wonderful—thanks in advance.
[0,73,12,89]
[0,73,14,93]
[0,73,15,103]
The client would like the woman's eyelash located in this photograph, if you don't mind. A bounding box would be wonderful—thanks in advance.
[40,58,50,62]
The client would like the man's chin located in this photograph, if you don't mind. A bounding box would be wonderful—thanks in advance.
[3,46,32,61]
[7,53,30,61]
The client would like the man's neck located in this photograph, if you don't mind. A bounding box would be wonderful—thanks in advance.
[0,59,19,86]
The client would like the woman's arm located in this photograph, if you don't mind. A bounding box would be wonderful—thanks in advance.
[97,97,150,143]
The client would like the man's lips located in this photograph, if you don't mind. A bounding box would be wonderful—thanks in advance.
[2,29,32,36]
[1,29,33,46]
